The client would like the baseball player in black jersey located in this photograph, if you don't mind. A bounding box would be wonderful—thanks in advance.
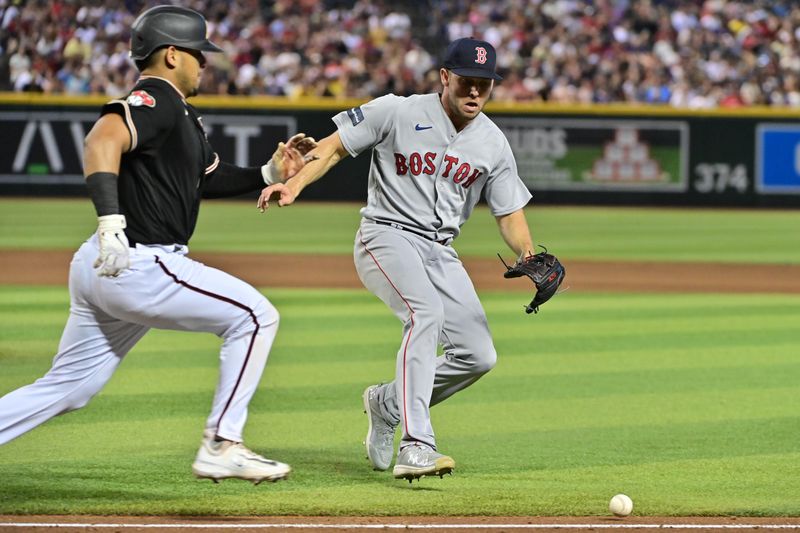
[0,5,316,484]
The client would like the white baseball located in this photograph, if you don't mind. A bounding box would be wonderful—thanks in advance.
[609,493,633,517]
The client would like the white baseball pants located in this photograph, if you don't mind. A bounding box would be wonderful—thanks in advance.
[0,234,279,445]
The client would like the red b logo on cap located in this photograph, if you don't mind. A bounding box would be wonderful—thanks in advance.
[475,46,487,64]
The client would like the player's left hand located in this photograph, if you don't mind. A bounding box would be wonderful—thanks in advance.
[257,183,296,212]
[272,133,318,181]
[500,246,565,314]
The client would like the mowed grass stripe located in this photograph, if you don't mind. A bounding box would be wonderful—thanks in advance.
[440,419,799,471]
[1,199,799,263]
[3,292,796,389]
[2,286,800,515]
[435,388,800,432]
[3,413,798,514]
[9,369,795,427]
[2,450,798,515]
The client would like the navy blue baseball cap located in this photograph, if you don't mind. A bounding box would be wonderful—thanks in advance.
[443,37,502,80]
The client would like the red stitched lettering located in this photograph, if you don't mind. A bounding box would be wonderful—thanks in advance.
[423,152,436,175]
[394,153,408,175]
[461,168,482,188]
[452,163,471,184]
[442,155,459,178]
[409,152,422,176]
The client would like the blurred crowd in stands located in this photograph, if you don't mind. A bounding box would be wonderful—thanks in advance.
[2,0,800,107]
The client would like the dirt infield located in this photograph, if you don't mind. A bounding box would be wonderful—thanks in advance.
[2,515,800,532]
[3,250,800,293]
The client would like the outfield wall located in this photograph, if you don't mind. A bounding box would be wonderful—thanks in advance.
[2,93,799,207]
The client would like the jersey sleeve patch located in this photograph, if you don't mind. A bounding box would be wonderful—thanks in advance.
[126,90,156,108]
[346,106,364,126]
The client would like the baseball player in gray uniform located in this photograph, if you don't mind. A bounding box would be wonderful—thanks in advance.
[258,38,535,482]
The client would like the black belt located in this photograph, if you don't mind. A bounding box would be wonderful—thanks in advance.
[127,237,184,252]
[373,220,449,245]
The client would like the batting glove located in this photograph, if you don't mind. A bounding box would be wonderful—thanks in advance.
[94,214,130,277]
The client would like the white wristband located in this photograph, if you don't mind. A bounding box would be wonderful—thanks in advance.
[261,161,281,185]
[97,214,126,231]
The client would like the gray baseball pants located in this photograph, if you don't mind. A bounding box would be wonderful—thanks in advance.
[354,220,497,451]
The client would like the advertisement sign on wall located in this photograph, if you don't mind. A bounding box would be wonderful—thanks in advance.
[0,111,296,185]
[755,124,800,194]
[1,102,798,206]
[493,118,689,192]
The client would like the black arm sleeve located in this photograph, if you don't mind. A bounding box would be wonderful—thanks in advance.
[202,161,264,199]
[85,172,120,216]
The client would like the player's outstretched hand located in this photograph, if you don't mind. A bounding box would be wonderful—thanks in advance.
[271,133,318,181]
[258,183,296,212]
[286,132,317,156]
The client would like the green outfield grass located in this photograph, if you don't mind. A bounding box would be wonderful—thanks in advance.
[0,198,798,263]
[0,287,798,515]
[1,199,799,516]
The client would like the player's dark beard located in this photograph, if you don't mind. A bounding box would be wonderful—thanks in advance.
[179,77,200,98]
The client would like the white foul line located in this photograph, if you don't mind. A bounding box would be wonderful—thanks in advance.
[1,523,800,529]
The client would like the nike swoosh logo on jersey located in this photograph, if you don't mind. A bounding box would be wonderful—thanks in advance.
[415,124,433,131]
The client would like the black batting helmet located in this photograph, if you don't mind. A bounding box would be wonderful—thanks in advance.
[129,5,222,61]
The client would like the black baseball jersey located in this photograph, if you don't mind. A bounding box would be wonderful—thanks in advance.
[102,76,260,245]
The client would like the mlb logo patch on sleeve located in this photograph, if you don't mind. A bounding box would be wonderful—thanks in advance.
[347,106,364,126]
[127,90,156,108]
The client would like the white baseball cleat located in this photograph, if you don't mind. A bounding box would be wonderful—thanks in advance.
[392,442,454,483]
[192,437,291,485]
[363,384,397,471]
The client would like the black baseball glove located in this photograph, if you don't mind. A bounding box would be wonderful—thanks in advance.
[500,247,566,314]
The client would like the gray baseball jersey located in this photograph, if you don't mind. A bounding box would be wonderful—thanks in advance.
[334,93,532,456]
[332,93,531,242]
